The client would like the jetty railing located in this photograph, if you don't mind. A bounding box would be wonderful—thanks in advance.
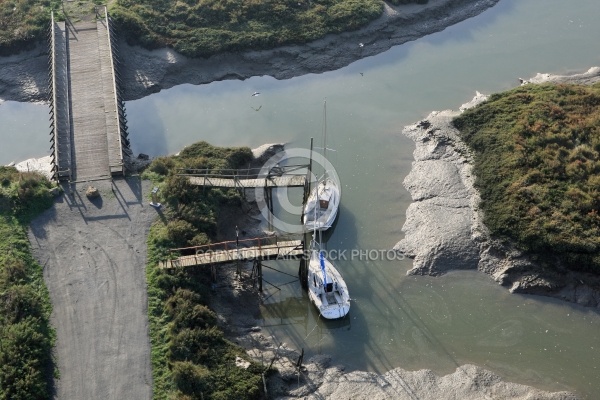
[176,164,309,179]
[160,234,305,269]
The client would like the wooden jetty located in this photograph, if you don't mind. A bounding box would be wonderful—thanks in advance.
[188,174,306,189]
[182,164,309,190]
[159,236,304,269]
[48,8,131,182]
[182,164,311,230]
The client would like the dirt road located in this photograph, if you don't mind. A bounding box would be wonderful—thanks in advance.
[29,178,154,399]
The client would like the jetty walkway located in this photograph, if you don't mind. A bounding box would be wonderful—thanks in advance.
[159,235,305,269]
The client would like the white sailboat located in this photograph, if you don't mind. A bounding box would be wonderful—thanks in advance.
[305,155,350,319]
[306,239,351,320]
[302,178,340,231]
[303,101,341,231]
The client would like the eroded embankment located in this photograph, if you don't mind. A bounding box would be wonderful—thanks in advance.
[394,67,600,308]
[0,0,500,103]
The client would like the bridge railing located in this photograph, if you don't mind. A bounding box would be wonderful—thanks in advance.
[168,234,303,258]
[103,6,131,173]
[49,11,72,181]
[176,164,309,179]
[48,13,57,180]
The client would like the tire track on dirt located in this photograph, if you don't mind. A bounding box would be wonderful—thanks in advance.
[28,179,155,400]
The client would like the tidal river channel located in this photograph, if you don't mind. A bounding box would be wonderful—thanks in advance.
[1,0,600,397]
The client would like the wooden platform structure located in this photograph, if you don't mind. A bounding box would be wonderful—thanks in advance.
[188,174,306,189]
[48,8,131,182]
[182,164,308,190]
[159,236,305,270]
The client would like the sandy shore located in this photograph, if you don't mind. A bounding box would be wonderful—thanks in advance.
[395,67,600,309]
[0,0,499,103]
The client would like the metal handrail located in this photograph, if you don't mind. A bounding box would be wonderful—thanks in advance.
[104,6,126,172]
[175,164,309,179]
[168,235,301,256]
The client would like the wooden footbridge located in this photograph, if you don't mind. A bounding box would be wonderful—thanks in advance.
[180,164,312,229]
[159,235,305,270]
[48,7,131,182]
[159,234,307,290]
[180,164,309,191]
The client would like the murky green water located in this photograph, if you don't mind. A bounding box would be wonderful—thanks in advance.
[2,0,600,397]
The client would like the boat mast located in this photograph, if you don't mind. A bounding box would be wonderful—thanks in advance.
[322,99,327,180]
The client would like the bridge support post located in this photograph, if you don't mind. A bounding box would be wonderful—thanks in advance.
[211,264,216,282]
[235,225,241,278]
[258,260,263,292]
[298,234,309,290]
[264,187,274,231]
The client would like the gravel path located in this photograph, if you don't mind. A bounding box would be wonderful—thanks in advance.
[28,178,154,399]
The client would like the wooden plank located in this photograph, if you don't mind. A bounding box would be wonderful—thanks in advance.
[68,22,111,181]
[97,18,123,175]
[52,15,126,182]
[158,240,304,269]
[188,175,306,188]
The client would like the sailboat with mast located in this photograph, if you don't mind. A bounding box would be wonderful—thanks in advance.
[306,215,350,319]
[303,101,349,319]
[302,101,341,231]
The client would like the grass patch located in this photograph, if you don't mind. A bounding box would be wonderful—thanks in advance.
[0,167,56,399]
[109,0,426,57]
[1,0,429,56]
[109,0,382,57]
[453,83,600,273]
[0,0,63,55]
[143,142,267,399]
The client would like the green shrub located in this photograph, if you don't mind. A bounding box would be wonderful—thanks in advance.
[166,219,198,247]
[145,141,265,399]
[454,83,600,273]
[110,0,399,57]
[0,168,55,399]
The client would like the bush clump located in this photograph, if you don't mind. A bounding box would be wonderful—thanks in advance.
[0,167,55,399]
[453,83,600,273]
[144,141,265,399]
[110,0,425,58]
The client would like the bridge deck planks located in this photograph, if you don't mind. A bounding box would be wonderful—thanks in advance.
[51,16,125,181]
[159,240,304,269]
[68,22,111,181]
[188,175,306,188]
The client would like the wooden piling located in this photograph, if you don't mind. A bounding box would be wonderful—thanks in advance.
[298,235,308,290]
[258,260,263,292]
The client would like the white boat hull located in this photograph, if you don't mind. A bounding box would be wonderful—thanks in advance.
[302,178,340,232]
[307,250,350,320]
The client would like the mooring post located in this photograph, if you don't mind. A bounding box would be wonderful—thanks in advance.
[258,260,263,292]
[265,186,273,231]
[298,233,308,290]
[235,225,241,277]
[306,137,313,201]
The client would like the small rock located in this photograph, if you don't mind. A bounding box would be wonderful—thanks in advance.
[235,356,251,369]
[137,153,149,160]
[85,186,100,199]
